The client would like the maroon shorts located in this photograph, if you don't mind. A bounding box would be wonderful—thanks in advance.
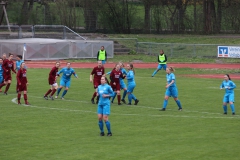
[110,82,120,91]
[93,80,101,89]
[17,84,27,92]
[3,74,11,81]
[48,78,56,85]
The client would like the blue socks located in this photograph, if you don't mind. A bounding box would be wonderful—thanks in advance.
[98,120,104,133]
[122,90,127,100]
[57,88,62,96]
[223,105,227,113]
[175,100,182,109]
[163,99,168,109]
[112,92,117,102]
[105,121,111,133]
[230,104,235,113]
[132,94,136,101]
[152,70,158,77]
[128,94,133,104]
[61,90,68,98]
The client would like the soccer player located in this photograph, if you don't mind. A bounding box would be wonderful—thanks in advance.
[110,64,125,105]
[220,74,236,115]
[17,62,30,105]
[55,62,78,99]
[126,63,139,105]
[151,50,167,77]
[0,58,3,92]
[0,53,16,95]
[15,55,24,92]
[97,46,107,65]
[44,61,60,100]
[119,62,128,104]
[97,76,114,136]
[2,53,7,62]
[160,67,182,111]
[90,61,105,104]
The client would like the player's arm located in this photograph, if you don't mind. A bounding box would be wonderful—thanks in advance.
[166,80,175,88]
[96,51,99,61]
[229,81,236,89]
[163,55,167,62]
[105,51,107,61]
[56,68,63,77]
[17,70,21,85]
[126,72,133,80]
[157,56,160,63]
[72,70,78,78]
[2,61,8,72]
[220,82,224,89]
[11,63,16,74]
[109,72,114,83]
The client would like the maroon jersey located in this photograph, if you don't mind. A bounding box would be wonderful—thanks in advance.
[91,66,105,82]
[17,68,27,85]
[2,59,16,75]
[110,69,124,84]
[48,66,58,84]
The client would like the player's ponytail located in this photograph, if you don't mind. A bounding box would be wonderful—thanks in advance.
[226,74,231,80]
[129,63,135,75]
[169,67,175,72]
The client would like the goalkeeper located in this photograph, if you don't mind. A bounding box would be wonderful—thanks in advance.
[151,50,167,77]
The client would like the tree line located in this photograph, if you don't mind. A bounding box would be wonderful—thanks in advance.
[3,0,240,34]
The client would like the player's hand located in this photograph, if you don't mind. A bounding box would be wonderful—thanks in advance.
[90,79,93,83]
[26,83,29,86]
[102,74,106,77]
[102,94,108,98]
[19,83,21,85]
[165,85,169,88]
[113,82,116,85]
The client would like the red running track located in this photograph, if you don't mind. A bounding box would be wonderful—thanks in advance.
[26,62,240,69]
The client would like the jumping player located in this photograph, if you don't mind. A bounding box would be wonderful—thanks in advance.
[160,67,182,111]
[44,61,60,100]
[55,62,78,99]
[220,74,236,115]
[0,53,16,94]
[97,76,114,136]
[90,61,105,104]
[17,62,30,105]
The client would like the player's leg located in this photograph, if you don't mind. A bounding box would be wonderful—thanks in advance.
[163,64,167,71]
[61,81,70,99]
[4,79,11,94]
[120,81,127,103]
[98,105,104,136]
[91,82,98,104]
[103,105,111,136]
[116,90,121,105]
[160,89,170,111]
[17,90,22,104]
[229,94,235,115]
[172,88,182,110]
[151,64,161,77]
[23,90,30,105]
[44,85,52,100]
[0,78,6,90]
[49,83,58,100]
[222,95,228,114]
[56,79,64,98]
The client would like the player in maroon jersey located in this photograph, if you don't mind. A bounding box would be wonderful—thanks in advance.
[17,62,30,105]
[2,53,7,62]
[90,61,105,104]
[0,53,16,95]
[110,64,125,105]
[43,61,60,100]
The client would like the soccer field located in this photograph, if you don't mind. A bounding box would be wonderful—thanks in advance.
[1,68,240,160]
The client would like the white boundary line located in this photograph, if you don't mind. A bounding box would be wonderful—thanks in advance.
[10,96,240,119]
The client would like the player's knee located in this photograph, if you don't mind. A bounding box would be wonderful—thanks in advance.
[117,91,120,95]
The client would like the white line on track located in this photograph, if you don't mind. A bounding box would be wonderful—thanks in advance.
[10,96,240,119]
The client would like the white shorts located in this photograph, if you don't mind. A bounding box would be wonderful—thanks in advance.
[52,83,58,87]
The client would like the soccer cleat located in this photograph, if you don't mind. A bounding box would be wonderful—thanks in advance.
[107,132,112,136]
[111,101,113,103]
[55,95,58,99]
[232,113,235,115]
[134,99,139,105]
[100,132,105,136]
[127,103,131,105]
[160,108,166,111]
[118,103,122,105]
[178,108,182,111]
[25,102,30,106]
[223,112,227,115]
[44,95,48,100]
[91,99,95,104]
[61,97,64,100]
[3,92,7,95]
[49,96,54,100]
[18,102,21,105]
[121,99,126,104]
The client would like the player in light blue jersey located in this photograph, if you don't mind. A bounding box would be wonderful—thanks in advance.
[126,63,139,105]
[160,67,182,111]
[15,55,24,93]
[55,62,78,99]
[0,58,3,92]
[220,74,236,115]
[97,76,115,136]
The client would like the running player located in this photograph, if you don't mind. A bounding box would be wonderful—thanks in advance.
[55,62,78,99]
[220,74,236,115]
[151,50,167,77]
[126,63,139,105]
[90,61,105,104]
[0,53,16,94]
[110,64,125,105]
[97,76,114,136]
[44,61,60,100]
[160,67,182,111]
[17,62,30,105]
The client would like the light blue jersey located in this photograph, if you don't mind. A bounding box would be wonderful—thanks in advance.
[16,60,24,72]
[167,73,176,87]
[220,80,236,103]
[97,84,114,115]
[0,64,3,83]
[57,67,77,88]
[126,70,136,93]
[120,68,127,87]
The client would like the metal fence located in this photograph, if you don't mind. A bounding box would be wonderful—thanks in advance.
[136,42,226,58]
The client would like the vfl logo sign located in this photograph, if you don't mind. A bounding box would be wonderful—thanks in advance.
[218,47,228,57]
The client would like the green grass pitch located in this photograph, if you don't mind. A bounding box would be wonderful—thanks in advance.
[0,68,240,160]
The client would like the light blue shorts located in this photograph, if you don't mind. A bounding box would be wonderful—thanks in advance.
[101,60,106,65]
[120,80,126,89]
[127,83,136,93]
[157,64,167,71]
[223,93,234,103]
[60,79,71,88]
[0,76,3,83]
[97,104,110,115]
[165,86,178,98]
